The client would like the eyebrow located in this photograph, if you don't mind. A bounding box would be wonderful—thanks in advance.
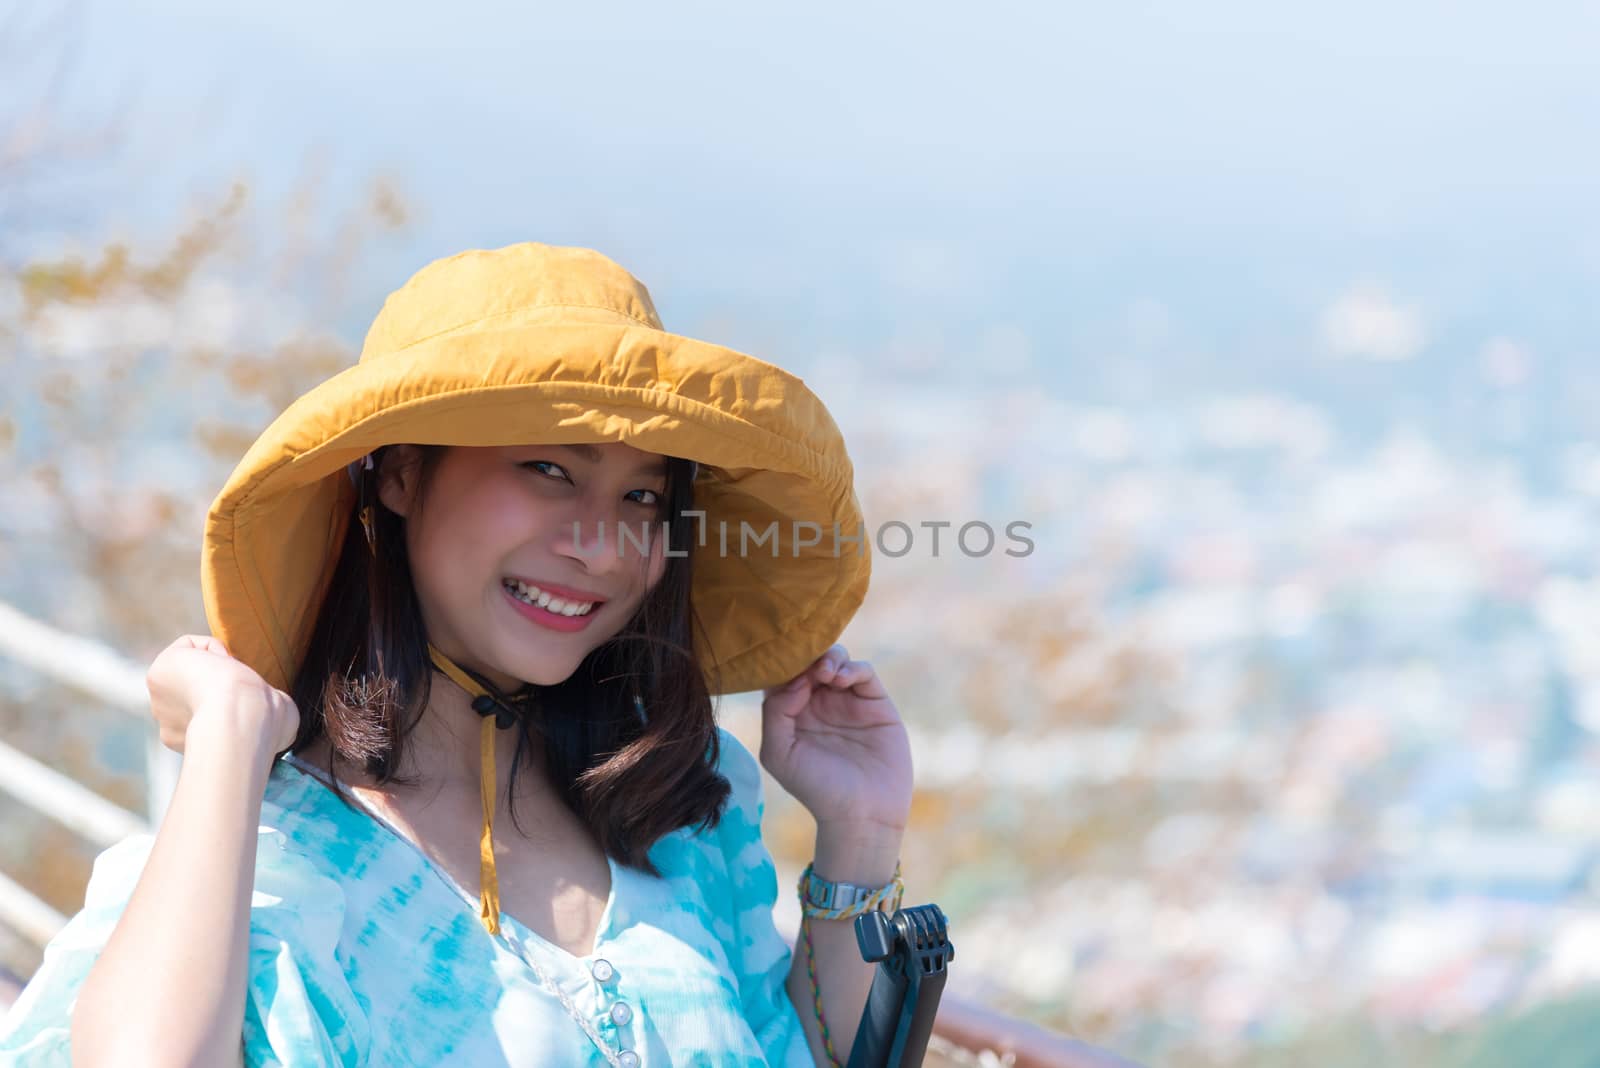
[555,443,669,476]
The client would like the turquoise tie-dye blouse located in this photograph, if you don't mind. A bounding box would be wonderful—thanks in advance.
[0,726,815,1066]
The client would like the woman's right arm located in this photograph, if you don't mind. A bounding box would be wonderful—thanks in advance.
[70,637,296,1068]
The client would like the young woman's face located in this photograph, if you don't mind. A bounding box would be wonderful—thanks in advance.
[380,442,672,690]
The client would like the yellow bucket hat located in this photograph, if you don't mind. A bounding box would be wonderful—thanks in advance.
[199,242,872,933]
[202,240,871,697]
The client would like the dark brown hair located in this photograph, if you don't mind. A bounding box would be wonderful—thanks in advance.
[286,444,730,877]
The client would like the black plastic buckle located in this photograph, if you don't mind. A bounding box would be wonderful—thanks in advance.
[470,694,519,730]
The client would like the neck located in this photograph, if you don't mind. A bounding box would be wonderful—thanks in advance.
[317,672,548,802]
[406,673,544,792]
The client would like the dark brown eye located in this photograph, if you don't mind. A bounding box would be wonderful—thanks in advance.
[522,460,571,482]
[527,460,659,508]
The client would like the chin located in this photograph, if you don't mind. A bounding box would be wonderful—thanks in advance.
[526,667,582,688]
[497,653,585,689]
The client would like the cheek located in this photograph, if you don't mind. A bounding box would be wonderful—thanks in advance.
[406,509,463,603]
[644,538,670,590]
[409,484,529,590]
[474,493,546,546]
[614,536,669,613]
[447,477,547,552]
[399,517,450,634]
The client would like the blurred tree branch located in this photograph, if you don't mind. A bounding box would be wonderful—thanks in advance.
[0,0,130,258]
[0,3,415,970]
[3,173,409,654]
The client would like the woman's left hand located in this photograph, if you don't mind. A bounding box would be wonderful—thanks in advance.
[759,643,913,835]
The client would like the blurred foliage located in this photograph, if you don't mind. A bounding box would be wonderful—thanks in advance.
[1193,991,1600,1068]
[0,1,124,247]
[1451,991,1600,1068]
[3,171,410,653]
[0,0,412,980]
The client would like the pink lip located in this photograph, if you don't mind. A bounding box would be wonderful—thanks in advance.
[502,583,601,633]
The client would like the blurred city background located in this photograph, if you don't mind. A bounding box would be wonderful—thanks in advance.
[3,2,1599,1065]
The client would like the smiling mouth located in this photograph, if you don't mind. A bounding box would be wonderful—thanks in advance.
[501,578,603,617]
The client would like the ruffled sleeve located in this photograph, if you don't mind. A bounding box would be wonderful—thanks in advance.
[241,826,370,1067]
[711,727,815,1067]
[0,824,370,1068]
[0,833,162,1065]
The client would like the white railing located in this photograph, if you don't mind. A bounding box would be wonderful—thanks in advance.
[0,601,181,948]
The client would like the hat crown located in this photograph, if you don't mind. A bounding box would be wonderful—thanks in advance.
[358,242,665,362]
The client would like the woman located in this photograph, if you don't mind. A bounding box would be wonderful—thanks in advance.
[0,242,913,1066]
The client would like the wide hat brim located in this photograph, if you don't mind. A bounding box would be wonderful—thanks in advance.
[201,319,871,697]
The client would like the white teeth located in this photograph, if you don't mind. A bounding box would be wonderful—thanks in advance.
[504,579,596,616]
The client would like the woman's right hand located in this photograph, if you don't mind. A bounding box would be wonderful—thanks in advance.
[76,636,294,1068]
[146,634,300,757]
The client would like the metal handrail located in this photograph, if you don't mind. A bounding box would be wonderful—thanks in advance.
[0,739,148,846]
[929,997,1146,1068]
[0,601,182,826]
[0,601,182,951]
[0,870,66,950]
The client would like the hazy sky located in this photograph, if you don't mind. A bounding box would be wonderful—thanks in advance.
[20,1,1600,392]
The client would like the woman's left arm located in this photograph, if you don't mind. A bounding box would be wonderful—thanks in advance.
[761,644,914,1066]
[786,822,905,1065]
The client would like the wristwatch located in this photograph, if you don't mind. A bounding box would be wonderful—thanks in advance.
[800,861,903,913]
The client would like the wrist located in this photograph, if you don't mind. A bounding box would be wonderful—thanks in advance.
[799,854,904,920]
[811,824,904,888]
[186,702,283,775]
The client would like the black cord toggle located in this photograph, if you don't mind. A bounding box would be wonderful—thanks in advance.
[470,693,521,730]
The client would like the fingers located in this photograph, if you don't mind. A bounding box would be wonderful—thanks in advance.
[811,647,886,697]
[765,644,884,699]
[172,634,229,651]
[762,675,807,699]
[811,643,849,680]
[765,643,846,697]
[827,659,870,684]
[810,646,871,686]
[157,726,186,754]
[832,659,885,696]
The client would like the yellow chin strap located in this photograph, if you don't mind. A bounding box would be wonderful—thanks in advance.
[425,641,531,937]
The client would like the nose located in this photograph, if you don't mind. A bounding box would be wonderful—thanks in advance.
[551,498,655,577]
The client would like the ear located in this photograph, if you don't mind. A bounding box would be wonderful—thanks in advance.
[376,444,424,518]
